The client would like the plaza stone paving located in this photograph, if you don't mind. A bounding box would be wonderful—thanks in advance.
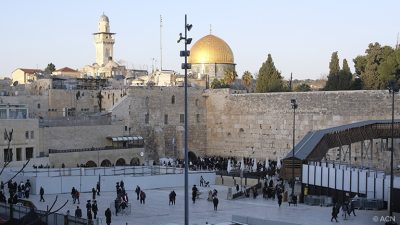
[27,185,395,225]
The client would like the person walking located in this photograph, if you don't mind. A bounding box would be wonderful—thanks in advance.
[331,205,339,222]
[86,200,92,218]
[277,193,282,207]
[105,208,112,225]
[192,185,198,204]
[92,188,96,200]
[39,186,45,202]
[140,190,146,204]
[348,200,356,216]
[75,190,80,204]
[135,185,141,200]
[92,200,98,219]
[114,198,120,216]
[71,187,76,204]
[75,206,82,218]
[96,182,100,196]
[169,190,176,205]
[213,196,219,211]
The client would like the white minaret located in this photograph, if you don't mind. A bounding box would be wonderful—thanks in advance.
[94,14,115,66]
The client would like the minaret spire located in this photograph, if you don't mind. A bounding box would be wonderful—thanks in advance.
[210,24,212,34]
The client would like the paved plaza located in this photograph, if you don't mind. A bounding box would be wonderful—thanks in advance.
[25,184,396,225]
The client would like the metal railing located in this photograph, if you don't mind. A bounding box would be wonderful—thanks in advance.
[17,165,184,177]
[0,202,93,225]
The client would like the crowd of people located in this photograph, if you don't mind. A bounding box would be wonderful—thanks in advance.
[0,179,32,205]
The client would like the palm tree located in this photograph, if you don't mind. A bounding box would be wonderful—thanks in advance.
[223,68,237,86]
[242,71,253,91]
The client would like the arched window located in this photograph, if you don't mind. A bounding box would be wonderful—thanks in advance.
[171,95,175,104]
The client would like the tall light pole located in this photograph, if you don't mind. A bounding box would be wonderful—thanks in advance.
[291,99,298,198]
[178,14,192,225]
[388,80,398,219]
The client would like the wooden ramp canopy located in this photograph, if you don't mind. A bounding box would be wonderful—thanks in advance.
[281,119,400,180]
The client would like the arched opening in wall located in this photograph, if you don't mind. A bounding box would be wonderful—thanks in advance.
[101,159,112,167]
[130,157,140,166]
[116,158,126,166]
[195,99,199,107]
[171,95,175,104]
[86,160,97,167]
[188,151,197,164]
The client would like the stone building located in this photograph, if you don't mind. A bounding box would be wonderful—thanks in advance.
[81,14,126,78]
[189,34,235,83]
[11,68,43,85]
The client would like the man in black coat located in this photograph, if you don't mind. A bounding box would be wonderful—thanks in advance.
[169,190,176,205]
[39,187,45,202]
[86,200,92,218]
[105,208,112,225]
[96,182,100,196]
[75,206,82,218]
[135,185,141,200]
[213,196,219,211]
[92,200,98,219]
[192,185,198,204]
[92,188,96,200]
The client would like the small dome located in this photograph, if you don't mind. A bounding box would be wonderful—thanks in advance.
[189,34,234,64]
[100,14,109,23]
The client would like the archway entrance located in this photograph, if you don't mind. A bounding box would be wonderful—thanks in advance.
[188,151,197,163]
[130,157,140,166]
[86,160,97,167]
[116,158,126,166]
[100,159,112,167]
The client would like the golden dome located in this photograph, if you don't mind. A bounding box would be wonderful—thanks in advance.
[189,34,234,64]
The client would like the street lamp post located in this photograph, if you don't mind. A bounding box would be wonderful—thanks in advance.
[178,14,193,225]
[388,80,398,219]
[291,99,298,198]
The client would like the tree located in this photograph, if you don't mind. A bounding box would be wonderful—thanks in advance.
[378,48,400,87]
[210,78,222,89]
[44,63,56,74]
[255,54,284,92]
[324,53,353,90]
[324,52,341,90]
[241,71,253,91]
[361,43,394,89]
[97,90,103,112]
[294,83,311,92]
[329,51,340,76]
[223,68,237,86]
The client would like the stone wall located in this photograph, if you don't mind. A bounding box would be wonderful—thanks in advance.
[127,86,207,160]
[40,124,126,155]
[204,89,400,165]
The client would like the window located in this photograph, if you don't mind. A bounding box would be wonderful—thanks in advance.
[180,114,184,123]
[16,148,22,161]
[145,113,149,124]
[37,103,40,109]
[196,114,200,123]
[3,149,12,162]
[25,147,33,160]
[171,95,175,104]
[195,99,199,107]
[25,131,29,139]
[164,114,168,125]
[30,131,34,139]
[124,126,128,131]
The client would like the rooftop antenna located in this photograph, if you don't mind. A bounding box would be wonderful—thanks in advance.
[289,72,293,91]
[160,15,163,71]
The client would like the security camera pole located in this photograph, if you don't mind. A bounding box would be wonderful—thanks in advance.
[178,14,192,225]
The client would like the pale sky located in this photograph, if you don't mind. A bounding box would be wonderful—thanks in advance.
[0,0,399,80]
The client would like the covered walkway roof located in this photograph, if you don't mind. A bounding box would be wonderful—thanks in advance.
[284,120,400,161]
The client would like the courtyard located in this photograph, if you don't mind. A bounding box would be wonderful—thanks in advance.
[23,184,394,225]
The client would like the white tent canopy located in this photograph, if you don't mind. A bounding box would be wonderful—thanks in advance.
[227,159,232,173]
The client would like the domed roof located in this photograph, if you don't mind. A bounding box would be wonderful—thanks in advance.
[189,34,234,64]
[99,14,109,22]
